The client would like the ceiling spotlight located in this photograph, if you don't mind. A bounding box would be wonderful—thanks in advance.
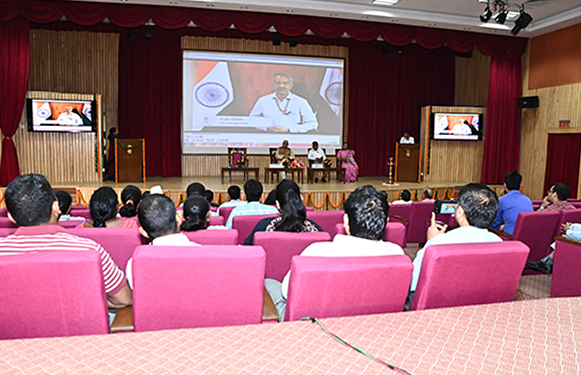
[511,10,532,35]
[495,10,507,24]
[480,7,492,23]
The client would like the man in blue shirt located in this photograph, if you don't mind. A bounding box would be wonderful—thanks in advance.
[490,171,533,235]
[226,179,279,229]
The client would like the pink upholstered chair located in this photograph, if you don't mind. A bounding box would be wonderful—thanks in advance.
[553,209,581,238]
[232,214,279,244]
[570,202,581,209]
[388,204,412,221]
[254,232,332,281]
[0,228,16,237]
[406,201,434,244]
[69,207,91,219]
[183,229,239,245]
[410,241,530,311]
[58,220,84,229]
[285,255,413,321]
[305,206,314,211]
[306,210,344,237]
[551,237,581,298]
[0,217,18,228]
[132,245,265,332]
[68,227,147,272]
[334,222,407,249]
[219,206,236,223]
[208,216,224,226]
[0,250,109,339]
[0,207,8,217]
[210,206,218,212]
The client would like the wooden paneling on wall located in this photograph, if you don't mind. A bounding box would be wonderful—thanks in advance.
[181,36,347,177]
[520,42,581,200]
[454,48,491,107]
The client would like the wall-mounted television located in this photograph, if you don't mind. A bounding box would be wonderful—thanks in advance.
[27,98,96,133]
[430,112,483,141]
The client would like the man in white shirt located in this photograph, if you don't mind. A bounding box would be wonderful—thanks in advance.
[250,73,318,133]
[265,185,404,321]
[217,185,247,215]
[399,131,414,144]
[56,105,83,126]
[307,140,328,183]
[126,194,199,288]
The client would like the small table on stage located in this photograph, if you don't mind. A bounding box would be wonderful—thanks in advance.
[264,167,304,184]
[221,167,259,184]
[308,167,346,184]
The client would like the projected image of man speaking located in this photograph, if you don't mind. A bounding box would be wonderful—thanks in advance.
[249,73,318,133]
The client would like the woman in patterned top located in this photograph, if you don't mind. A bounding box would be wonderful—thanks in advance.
[244,180,322,245]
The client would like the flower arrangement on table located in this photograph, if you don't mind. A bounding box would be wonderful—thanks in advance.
[290,159,305,169]
[323,159,332,168]
[236,159,246,168]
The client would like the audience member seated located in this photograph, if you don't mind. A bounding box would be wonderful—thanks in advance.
[218,185,246,215]
[244,180,322,245]
[0,174,132,309]
[119,185,142,218]
[226,179,279,229]
[409,183,502,304]
[264,189,277,206]
[422,187,434,201]
[526,221,581,274]
[186,182,206,198]
[84,187,139,228]
[55,190,84,221]
[490,171,533,235]
[181,196,227,231]
[126,194,199,288]
[205,189,219,208]
[265,185,404,321]
[538,183,575,212]
[392,190,413,205]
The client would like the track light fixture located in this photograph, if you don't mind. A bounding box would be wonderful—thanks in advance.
[478,1,533,34]
[480,7,492,23]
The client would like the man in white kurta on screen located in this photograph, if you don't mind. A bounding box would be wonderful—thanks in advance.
[56,105,83,126]
[249,73,318,133]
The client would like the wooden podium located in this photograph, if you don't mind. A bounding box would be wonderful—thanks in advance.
[115,138,146,183]
[395,142,421,182]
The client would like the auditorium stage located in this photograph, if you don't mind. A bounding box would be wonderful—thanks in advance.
[43,176,502,210]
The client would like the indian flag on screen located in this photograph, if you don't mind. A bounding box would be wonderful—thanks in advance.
[319,68,343,117]
[192,61,234,116]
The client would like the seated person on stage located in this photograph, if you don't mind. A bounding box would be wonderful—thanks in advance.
[244,180,322,245]
[490,171,533,235]
[55,190,84,221]
[399,131,414,144]
[264,185,404,321]
[336,141,359,183]
[422,187,434,202]
[84,187,139,228]
[205,189,219,208]
[275,139,295,179]
[126,194,199,288]
[217,185,247,215]
[119,185,142,218]
[391,190,413,204]
[226,179,279,229]
[250,73,318,133]
[181,196,227,231]
[0,174,132,309]
[308,140,328,183]
[538,183,575,212]
[409,183,502,303]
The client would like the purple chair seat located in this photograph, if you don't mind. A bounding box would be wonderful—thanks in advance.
[219,206,236,224]
[334,222,407,249]
[182,229,239,245]
[306,210,344,237]
[551,237,581,298]
[388,204,412,221]
[407,201,434,244]
[510,211,560,269]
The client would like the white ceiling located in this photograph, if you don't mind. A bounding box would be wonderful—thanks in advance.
[72,0,581,37]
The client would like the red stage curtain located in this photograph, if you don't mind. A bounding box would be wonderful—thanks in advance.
[347,43,455,176]
[118,27,182,177]
[0,16,29,186]
[480,52,522,184]
[544,134,581,196]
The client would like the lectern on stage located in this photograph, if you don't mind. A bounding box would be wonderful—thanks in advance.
[395,142,421,183]
[115,138,146,183]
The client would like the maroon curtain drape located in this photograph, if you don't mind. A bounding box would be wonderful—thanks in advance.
[348,42,456,176]
[118,27,182,177]
[480,52,522,184]
[544,134,581,196]
[0,16,29,186]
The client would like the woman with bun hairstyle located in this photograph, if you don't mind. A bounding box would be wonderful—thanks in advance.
[119,185,142,218]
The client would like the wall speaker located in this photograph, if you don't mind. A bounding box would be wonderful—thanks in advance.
[144,28,153,39]
[518,96,539,109]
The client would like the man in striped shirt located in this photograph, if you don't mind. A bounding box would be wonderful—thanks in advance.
[0,174,132,309]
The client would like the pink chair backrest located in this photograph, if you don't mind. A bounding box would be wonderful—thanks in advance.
[69,207,91,219]
[0,217,18,228]
[0,250,109,339]
[285,255,413,321]
[570,202,581,209]
[553,209,581,238]
[230,151,243,167]
[407,201,434,243]
[512,210,560,262]
[388,204,412,220]
[58,220,84,229]
[132,245,265,332]
[208,216,224,226]
[232,214,279,244]
[305,206,314,211]
[0,228,16,237]
[68,227,147,272]
[410,241,530,311]
[254,231,332,281]
[551,238,581,298]
[182,229,239,245]
[0,208,8,217]
[219,206,236,223]
[334,222,407,248]
[210,206,218,212]
[306,210,344,237]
